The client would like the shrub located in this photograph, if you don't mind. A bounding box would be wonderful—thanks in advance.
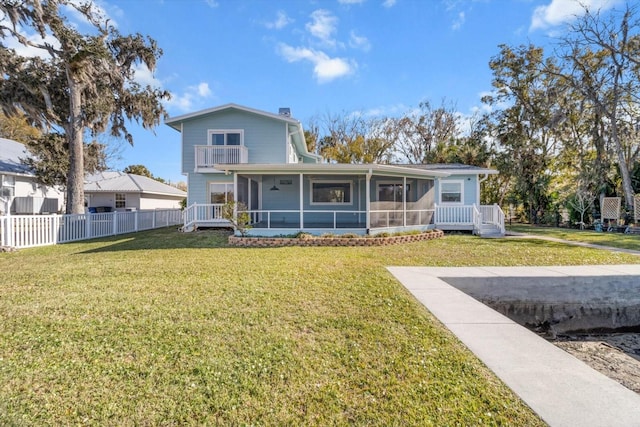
[373,232,391,238]
[295,232,315,240]
[220,201,252,237]
[339,233,359,239]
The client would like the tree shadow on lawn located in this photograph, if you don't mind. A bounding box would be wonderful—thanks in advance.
[77,227,233,253]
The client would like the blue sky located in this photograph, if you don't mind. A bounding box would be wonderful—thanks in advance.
[4,0,624,183]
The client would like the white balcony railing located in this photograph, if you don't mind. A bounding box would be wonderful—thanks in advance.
[195,145,248,168]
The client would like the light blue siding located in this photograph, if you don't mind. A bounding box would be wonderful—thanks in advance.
[187,172,233,205]
[436,176,478,205]
[181,109,290,174]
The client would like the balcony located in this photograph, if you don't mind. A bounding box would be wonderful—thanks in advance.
[195,145,248,169]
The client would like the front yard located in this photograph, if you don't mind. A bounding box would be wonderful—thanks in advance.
[1,228,638,425]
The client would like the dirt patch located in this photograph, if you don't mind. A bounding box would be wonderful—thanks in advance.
[555,333,640,394]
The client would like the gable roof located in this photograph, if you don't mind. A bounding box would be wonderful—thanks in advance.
[165,103,300,130]
[84,171,186,198]
[165,103,322,163]
[0,137,34,176]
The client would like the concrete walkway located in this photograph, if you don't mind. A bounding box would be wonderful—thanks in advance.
[505,231,640,256]
[387,265,640,427]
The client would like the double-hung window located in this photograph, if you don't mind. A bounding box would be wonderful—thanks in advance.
[115,193,126,208]
[0,175,15,198]
[311,181,352,205]
[440,181,463,204]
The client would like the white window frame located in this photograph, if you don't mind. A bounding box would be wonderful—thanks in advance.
[1,174,15,198]
[207,129,244,146]
[310,180,353,206]
[376,181,411,203]
[115,193,126,208]
[209,182,234,204]
[439,180,464,204]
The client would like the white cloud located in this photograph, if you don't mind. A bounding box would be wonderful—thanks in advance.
[166,81,214,112]
[205,0,219,8]
[349,31,371,51]
[452,11,465,30]
[277,43,355,83]
[338,0,366,4]
[265,11,293,30]
[382,0,397,7]
[197,82,211,97]
[530,0,622,31]
[133,63,163,88]
[61,0,117,30]
[306,9,338,47]
[1,28,59,59]
[0,0,112,59]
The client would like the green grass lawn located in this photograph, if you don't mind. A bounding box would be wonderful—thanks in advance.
[1,228,638,426]
[507,223,640,251]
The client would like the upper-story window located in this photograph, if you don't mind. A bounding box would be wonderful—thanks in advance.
[208,130,243,146]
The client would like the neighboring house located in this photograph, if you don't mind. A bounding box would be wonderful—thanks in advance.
[0,137,64,215]
[84,171,186,212]
[166,103,504,236]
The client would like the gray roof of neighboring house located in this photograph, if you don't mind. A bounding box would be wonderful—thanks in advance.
[84,171,186,197]
[0,137,34,176]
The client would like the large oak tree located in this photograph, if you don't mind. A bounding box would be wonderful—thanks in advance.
[0,0,169,213]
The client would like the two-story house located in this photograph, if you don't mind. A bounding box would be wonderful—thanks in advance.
[166,103,504,236]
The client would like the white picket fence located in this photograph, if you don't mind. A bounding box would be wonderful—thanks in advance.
[0,209,183,249]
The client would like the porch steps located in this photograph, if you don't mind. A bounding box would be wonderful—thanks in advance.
[477,223,504,238]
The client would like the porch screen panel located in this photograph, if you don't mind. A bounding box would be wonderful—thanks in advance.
[312,182,351,204]
[378,183,410,202]
[237,177,248,205]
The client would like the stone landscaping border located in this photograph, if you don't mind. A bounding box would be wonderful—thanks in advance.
[228,230,444,247]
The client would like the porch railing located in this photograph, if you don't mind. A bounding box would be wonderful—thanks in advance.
[195,145,248,167]
[181,203,504,234]
[183,204,435,231]
[183,203,228,230]
[434,204,475,225]
[480,204,505,234]
[434,204,505,235]
[1,209,183,249]
[370,209,434,228]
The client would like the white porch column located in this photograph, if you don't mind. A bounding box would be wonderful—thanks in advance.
[247,178,252,211]
[403,176,407,227]
[299,173,304,229]
[233,172,238,220]
[366,171,371,231]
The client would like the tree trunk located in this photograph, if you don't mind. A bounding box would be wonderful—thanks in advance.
[66,77,85,214]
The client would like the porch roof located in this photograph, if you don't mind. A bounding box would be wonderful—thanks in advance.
[213,163,451,178]
[400,163,499,175]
